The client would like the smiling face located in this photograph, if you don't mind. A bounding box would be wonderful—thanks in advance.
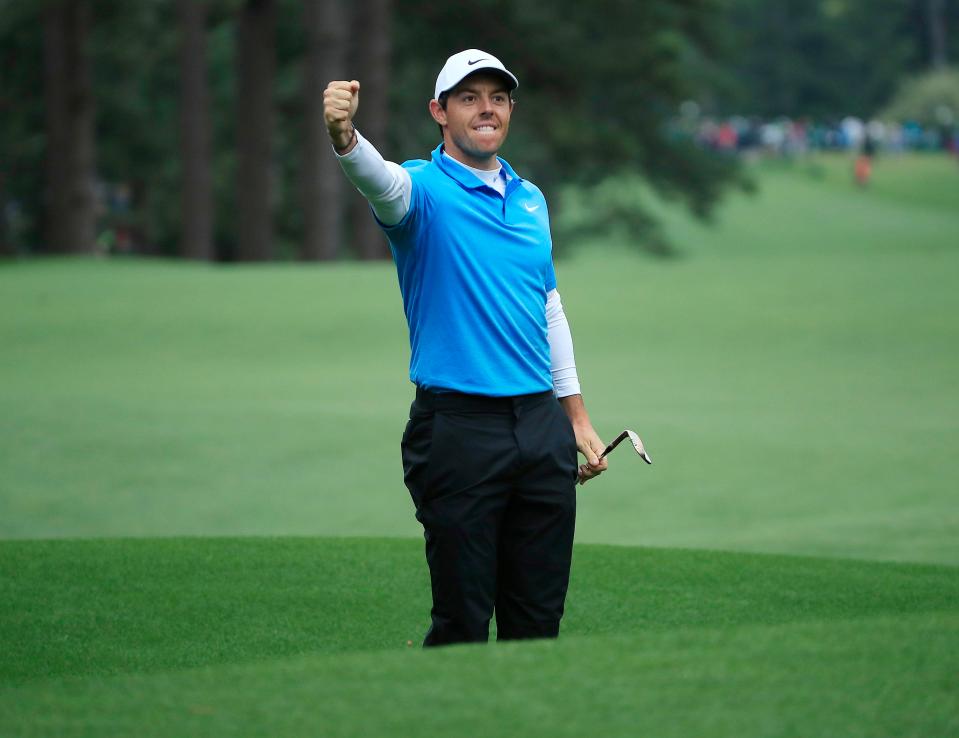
[429,72,514,170]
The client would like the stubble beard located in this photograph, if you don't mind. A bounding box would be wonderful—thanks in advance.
[449,125,508,168]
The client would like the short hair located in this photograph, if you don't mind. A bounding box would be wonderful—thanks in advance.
[436,92,449,137]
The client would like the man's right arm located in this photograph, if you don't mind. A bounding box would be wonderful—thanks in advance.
[323,80,411,227]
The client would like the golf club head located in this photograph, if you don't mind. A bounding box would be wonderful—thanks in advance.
[623,430,652,464]
[600,429,652,464]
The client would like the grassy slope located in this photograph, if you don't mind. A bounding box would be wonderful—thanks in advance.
[2,155,958,564]
[4,615,956,738]
[1,537,957,737]
[2,155,958,736]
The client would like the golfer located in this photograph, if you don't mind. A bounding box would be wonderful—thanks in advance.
[324,49,607,646]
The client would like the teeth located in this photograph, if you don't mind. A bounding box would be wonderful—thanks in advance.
[475,126,495,132]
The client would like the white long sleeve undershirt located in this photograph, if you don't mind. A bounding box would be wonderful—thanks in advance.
[335,131,411,226]
[333,132,581,397]
[545,288,581,397]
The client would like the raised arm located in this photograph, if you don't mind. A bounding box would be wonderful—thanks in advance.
[323,80,411,226]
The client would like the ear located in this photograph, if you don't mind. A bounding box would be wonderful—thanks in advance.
[429,99,447,127]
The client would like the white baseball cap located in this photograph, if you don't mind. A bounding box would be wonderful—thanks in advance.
[433,49,519,100]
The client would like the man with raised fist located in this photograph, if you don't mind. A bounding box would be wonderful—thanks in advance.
[324,50,607,647]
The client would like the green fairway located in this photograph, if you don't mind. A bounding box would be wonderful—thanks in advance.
[2,537,957,736]
[7,613,954,738]
[2,153,958,735]
[2,155,957,563]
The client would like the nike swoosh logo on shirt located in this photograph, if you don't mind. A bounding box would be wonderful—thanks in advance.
[467,58,489,65]
[523,202,540,213]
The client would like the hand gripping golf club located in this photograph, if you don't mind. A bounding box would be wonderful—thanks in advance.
[600,429,652,464]
[578,429,652,485]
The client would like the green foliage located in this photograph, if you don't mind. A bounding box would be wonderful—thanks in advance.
[881,67,959,127]
[0,0,45,251]
[1,0,746,256]
[392,0,743,232]
[90,1,178,253]
[1,0,955,256]
[723,0,919,118]
[556,176,674,257]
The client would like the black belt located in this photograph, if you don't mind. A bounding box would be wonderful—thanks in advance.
[414,386,554,414]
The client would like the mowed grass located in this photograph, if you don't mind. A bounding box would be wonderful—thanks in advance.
[1,537,957,736]
[2,154,957,563]
[1,154,958,735]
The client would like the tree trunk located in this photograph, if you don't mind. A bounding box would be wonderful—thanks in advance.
[349,0,392,261]
[302,0,349,261]
[0,171,10,257]
[927,0,948,69]
[177,0,214,260]
[236,0,276,261]
[42,0,96,254]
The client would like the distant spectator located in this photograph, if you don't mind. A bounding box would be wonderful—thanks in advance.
[854,135,876,188]
[716,121,738,152]
[760,120,785,153]
[886,123,905,154]
[866,120,886,149]
[841,117,864,151]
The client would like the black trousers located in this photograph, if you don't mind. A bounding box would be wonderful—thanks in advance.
[401,386,579,647]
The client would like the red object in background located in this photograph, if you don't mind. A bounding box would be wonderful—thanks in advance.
[854,155,872,186]
[716,122,738,151]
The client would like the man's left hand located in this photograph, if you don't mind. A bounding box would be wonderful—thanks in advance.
[572,422,607,486]
[558,394,607,486]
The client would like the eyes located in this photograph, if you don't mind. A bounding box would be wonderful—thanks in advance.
[457,93,509,106]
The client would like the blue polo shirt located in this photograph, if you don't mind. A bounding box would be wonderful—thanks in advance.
[379,144,557,397]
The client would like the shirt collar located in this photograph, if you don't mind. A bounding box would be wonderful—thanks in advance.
[432,144,522,190]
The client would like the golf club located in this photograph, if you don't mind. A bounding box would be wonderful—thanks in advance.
[600,429,652,464]
[578,429,652,485]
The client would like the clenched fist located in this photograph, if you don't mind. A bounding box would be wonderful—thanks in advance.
[324,80,360,153]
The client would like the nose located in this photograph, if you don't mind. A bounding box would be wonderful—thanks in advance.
[478,95,494,115]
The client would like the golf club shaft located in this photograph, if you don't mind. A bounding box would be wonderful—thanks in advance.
[599,430,630,459]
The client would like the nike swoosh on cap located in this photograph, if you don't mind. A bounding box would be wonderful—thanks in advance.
[467,58,489,65]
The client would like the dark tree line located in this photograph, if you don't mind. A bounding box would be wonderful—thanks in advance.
[3,0,395,260]
[303,0,345,261]
[178,0,213,260]
[42,0,96,256]
[0,0,954,260]
[723,0,957,119]
[236,0,276,261]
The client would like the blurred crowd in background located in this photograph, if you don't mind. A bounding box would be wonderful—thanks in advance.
[684,108,959,158]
